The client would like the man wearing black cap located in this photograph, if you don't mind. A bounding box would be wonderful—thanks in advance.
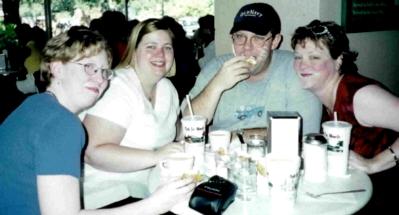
[182,3,322,135]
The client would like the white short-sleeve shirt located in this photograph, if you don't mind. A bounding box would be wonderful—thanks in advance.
[82,66,179,203]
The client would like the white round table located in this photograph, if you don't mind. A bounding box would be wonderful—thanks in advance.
[148,166,372,215]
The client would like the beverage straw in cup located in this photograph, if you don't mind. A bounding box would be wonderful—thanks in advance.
[186,94,194,118]
[334,111,338,125]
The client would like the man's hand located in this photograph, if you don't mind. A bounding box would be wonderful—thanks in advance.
[210,56,252,93]
[183,56,253,124]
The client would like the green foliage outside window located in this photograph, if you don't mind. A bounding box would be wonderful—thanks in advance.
[0,22,17,51]
[52,0,76,14]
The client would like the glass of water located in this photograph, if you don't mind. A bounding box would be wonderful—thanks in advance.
[247,134,267,159]
[228,155,257,201]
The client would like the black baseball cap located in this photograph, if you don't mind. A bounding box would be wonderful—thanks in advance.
[230,3,281,36]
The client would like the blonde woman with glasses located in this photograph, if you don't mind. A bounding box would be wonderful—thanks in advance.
[81,18,190,207]
[0,27,194,215]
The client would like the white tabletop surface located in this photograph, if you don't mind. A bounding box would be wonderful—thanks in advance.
[225,168,372,215]
[148,164,372,215]
[85,137,372,214]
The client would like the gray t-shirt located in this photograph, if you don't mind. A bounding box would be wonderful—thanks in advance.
[188,50,322,134]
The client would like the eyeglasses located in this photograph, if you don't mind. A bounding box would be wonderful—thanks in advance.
[231,33,272,47]
[71,62,114,80]
[307,25,334,41]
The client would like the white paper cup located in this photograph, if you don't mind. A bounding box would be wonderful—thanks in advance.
[208,130,231,153]
[204,150,217,176]
[181,115,206,144]
[159,153,194,184]
[266,154,301,210]
[184,141,205,171]
[322,121,352,177]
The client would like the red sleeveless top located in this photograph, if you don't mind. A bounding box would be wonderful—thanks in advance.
[322,73,398,158]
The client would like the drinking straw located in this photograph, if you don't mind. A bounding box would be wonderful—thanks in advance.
[186,94,194,118]
[334,111,338,125]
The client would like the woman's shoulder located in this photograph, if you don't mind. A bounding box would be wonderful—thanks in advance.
[31,94,81,127]
[109,66,141,90]
[93,68,142,106]
[340,73,384,93]
[159,78,179,97]
[160,77,175,88]
[159,78,179,103]
[113,66,138,81]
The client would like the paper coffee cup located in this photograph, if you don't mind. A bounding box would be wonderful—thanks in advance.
[322,121,352,177]
[159,152,194,183]
[184,141,205,171]
[266,154,301,209]
[208,130,231,153]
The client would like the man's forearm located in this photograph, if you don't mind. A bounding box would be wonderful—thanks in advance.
[183,81,224,125]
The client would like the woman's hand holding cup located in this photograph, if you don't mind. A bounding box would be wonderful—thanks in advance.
[159,152,195,184]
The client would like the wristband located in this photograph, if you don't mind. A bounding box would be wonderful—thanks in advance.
[388,146,399,166]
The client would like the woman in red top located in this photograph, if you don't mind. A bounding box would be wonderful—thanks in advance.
[291,20,399,213]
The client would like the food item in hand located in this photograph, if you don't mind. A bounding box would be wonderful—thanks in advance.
[245,56,257,65]
[181,172,204,183]
[192,173,204,182]
[217,148,226,156]
[256,162,266,176]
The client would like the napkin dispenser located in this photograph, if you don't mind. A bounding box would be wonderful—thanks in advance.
[267,111,302,157]
[189,175,237,215]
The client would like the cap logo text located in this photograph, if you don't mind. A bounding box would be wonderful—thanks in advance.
[240,9,263,18]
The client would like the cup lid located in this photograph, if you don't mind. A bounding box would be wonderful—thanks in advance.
[303,133,327,145]
[323,120,352,128]
[181,115,207,121]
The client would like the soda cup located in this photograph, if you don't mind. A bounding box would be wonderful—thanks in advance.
[322,121,352,177]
